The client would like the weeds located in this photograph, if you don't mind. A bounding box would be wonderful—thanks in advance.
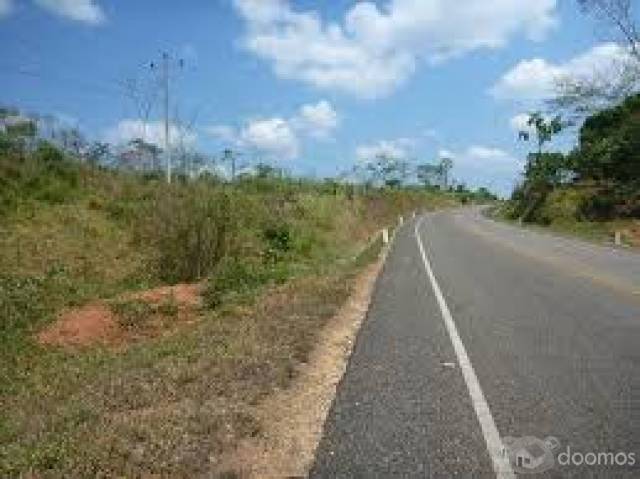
[0,144,461,476]
[110,299,155,331]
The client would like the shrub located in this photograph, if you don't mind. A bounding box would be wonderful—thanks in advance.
[203,257,290,309]
[141,184,232,283]
[110,299,155,331]
[262,223,292,262]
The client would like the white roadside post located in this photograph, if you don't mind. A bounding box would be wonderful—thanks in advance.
[382,228,389,245]
[398,215,404,226]
[614,231,623,246]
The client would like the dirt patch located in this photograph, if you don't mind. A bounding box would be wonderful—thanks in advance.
[623,221,640,248]
[37,283,203,348]
[219,257,384,478]
[37,302,118,347]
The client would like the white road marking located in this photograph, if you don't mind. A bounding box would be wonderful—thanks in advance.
[414,216,515,479]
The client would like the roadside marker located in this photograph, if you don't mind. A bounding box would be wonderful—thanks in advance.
[382,228,390,245]
[414,216,515,479]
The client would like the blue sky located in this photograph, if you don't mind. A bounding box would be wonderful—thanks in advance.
[0,0,628,195]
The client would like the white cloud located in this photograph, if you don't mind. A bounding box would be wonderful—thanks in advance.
[356,139,412,163]
[0,0,13,17]
[206,100,339,160]
[233,0,558,98]
[509,113,533,133]
[492,42,633,100]
[446,145,523,197]
[34,0,105,25]
[105,120,196,149]
[438,148,455,159]
[294,100,339,138]
[240,117,299,160]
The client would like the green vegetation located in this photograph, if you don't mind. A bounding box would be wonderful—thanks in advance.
[0,113,466,476]
[500,94,639,246]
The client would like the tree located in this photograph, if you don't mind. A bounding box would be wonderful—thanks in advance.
[572,92,640,184]
[363,154,409,188]
[86,142,111,166]
[578,0,639,59]
[553,1,640,115]
[520,113,564,155]
[416,163,440,188]
[515,113,568,222]
[438,156,454,189]
[118,138,162,171]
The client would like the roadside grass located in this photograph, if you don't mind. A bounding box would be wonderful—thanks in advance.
[0,153,461,476]
[0,256,361,477]
[489,203,640,249]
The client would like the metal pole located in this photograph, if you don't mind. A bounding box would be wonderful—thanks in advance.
[162,52,171,184]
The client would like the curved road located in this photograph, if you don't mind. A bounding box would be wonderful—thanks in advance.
[311,208,640,478]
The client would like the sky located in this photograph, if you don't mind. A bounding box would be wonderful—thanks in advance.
[0,0,631,196]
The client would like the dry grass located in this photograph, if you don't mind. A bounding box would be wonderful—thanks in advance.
[0,163,459,476]
[1,272,354,477]
[219,259,384,478]
[0,203,148,286]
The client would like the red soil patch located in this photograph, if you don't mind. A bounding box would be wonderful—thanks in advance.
[37,283,203,348]
[37,302,118,347]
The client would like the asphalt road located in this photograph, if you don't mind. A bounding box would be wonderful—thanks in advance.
[310,208,640,478]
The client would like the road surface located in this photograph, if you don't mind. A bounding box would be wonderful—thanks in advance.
[310,208,640,478]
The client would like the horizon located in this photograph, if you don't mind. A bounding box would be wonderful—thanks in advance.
[0,0,630,196]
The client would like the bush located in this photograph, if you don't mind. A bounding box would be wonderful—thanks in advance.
[203,257,290,309]
[539,187,593,223]
[262,223,292,262]
[110,299,155,331]
[140,184,232,283]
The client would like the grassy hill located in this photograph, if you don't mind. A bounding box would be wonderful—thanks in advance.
[0,131,463,476]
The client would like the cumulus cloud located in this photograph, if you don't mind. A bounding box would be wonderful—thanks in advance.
[105,120,196,149]
[445,145,523,197]
[232,0,558,98]
[239,117,299,160]
[509,113,534,133]
[356,138,416,163]
[356,140,409,163]
[34,0,105,25]
[294,100,339,138]
[207,100,339,160]
[491,43,633,101]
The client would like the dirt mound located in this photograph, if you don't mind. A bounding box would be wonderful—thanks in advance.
[37,302,118,347]
[37,283,203,348]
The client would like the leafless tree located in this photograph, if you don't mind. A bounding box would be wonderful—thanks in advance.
[552,1,640,116]
[122,74,161,141]
[578,0,639,58]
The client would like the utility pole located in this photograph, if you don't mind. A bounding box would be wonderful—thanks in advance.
[162,52,171,184]
[150,52,184,184]
[223,148,237,182]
